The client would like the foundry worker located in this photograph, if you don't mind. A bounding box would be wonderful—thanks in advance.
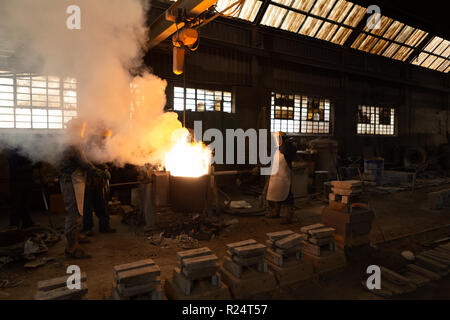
[59,119,97,259]
[265,131,297,224]
[7,148,36,229]
[81,127,116,235]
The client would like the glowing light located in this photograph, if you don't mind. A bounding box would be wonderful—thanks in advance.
[164,128,211,177]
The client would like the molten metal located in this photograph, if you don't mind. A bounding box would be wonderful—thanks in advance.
[164,128,211,177]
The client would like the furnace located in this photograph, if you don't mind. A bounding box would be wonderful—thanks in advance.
[169,174,209,214]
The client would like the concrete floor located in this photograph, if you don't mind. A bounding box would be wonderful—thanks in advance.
[0,184,449,300]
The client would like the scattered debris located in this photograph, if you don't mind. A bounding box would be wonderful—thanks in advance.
[24,257,55,269]
[366,243,450,298]
[224,218,239,226]
[23,238,48,260]
[0,291,10,298]
[371,176,450,195]
[120,205,141,225]
[1,226,60,268]
[145,212,232,243]
[228,200,252,209]
[426,237,450,246]
[147,232,199,249]
[0,256,13,268]
[0,279,8,289]
[401,251,415,261]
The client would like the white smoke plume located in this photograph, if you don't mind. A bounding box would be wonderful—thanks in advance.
[0,0,183,165]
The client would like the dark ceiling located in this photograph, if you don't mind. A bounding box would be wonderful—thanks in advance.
[354,0,450,40]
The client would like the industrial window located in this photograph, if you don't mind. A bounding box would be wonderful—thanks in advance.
[270,92,332,134]
[357,105,395,135]
[173,87,232,113]
[0,71,78,129]
[411,37,450,73]
[260,0,366,45]
[351,15,428,62]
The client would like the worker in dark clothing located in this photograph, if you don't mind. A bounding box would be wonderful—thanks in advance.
[81,128,116,235]
[82,163,116,235]
[59,119,96,259]
[266,131,297,224]
[7,148,36,229]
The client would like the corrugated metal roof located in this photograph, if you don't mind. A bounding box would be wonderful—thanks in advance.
[351,14,428,62]
[260,0,365,45]
[208,0,450,73]
[412,37,450,72]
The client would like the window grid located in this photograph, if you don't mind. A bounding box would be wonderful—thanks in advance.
[173,87,232,113]
[412,37,450,73]
[271,92,332,135]
[357,105,395,135]
[261,0,366,45]
[0,70,78,129]
[351,15,428,62]
[210,0,449,73]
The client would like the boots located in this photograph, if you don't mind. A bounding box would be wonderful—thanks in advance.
[65,229,91,259]
[266,202,281,218]
[280,205,295,224]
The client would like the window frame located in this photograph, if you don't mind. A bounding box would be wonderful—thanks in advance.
[0,70,78,130]
[270,91,334,136]
[356,104,397,136]
[172,86,233,113]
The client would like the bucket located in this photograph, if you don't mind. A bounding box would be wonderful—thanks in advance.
[364,158,384,185]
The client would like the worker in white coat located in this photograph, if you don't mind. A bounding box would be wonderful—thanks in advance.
[266,131,297,224]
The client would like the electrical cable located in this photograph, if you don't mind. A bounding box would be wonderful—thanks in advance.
[195,0,244,29]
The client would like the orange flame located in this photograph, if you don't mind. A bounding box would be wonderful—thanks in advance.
[164,128,211,177]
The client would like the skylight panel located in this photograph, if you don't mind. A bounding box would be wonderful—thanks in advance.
[215,0,262,22]
[412,36,450,72]
[239,0,262,21]
[331,26,352,45]
[341,3,365,27]
[261,4,288,28]
[260,0,365,46]
[310,0,337,18]
[353,13,428,62]
[298,16,323,37]
[290,0,316,12]
[327,1,353,23]
[280,11,306,32]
